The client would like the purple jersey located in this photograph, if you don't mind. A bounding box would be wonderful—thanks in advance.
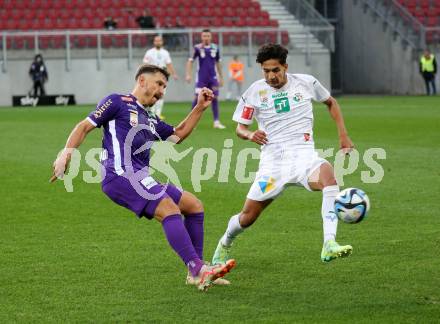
[87,93,174,185]
[191,43,220,83]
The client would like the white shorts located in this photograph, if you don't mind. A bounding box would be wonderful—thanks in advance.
[247,143,328,201]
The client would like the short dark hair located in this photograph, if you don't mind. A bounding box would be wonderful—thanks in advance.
[135,64,169,81]
[256,44,288,65]
[202,29,211,33]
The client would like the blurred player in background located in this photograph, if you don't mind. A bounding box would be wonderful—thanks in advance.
[51,64,234,291]
[227,55,244,101]
[143,35,179,120]
[186,29,226,129]
[212,44,355,272]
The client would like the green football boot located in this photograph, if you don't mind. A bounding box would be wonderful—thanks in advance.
[212,240,233,265]
[321,239,353,262]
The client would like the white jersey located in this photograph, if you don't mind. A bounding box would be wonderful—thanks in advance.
[233,73,330,145]
[142,48,172,68]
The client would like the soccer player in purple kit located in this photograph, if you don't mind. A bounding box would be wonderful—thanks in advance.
[50,64,235,291]
[186,29,226,129]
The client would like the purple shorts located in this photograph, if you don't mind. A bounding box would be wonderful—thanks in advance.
[102,175,183,219]
[196,79,219,97]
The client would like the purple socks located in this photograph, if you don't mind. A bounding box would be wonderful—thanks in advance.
[211,98,219,121]
[161,214,203,277]
[184,212,204,260]
[191,96,220,122]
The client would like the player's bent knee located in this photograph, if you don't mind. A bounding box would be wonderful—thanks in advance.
[154,198,181,222]
[179,191,204,215]
[309,162,337,190]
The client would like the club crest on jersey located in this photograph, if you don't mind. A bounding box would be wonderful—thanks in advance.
[241,106,254,120]
[149,120,156,135]
[258,176,275,193]
[129,111,138,127]
[304,133,311,141]
[259,90,268,105]
[293,92,303,102]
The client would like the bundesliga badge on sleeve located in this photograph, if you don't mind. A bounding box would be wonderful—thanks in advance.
[241,106,254,120]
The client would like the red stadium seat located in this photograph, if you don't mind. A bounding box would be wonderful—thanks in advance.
[24,36,36,49]
[282,30,289,45]
[52,35,66,49]
[269,19,279,27]
[18,20,31,30]
[427,17,438,26]
[23,10,34,20]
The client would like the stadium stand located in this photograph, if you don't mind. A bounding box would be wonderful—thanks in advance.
[0,0,289,49]
[396,0,440,42]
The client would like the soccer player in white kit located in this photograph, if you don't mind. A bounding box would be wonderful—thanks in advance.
[212,44,355,271]
[143,35,179,119]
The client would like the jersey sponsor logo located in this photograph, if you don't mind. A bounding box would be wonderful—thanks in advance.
[121,96,133,102]
[304,133,311,142]
[130,111,138,127]
[241,106,254,120]
[272,91,288,99]
[274,97,290,113]
[94,98,112,118]
[258,176,275,193]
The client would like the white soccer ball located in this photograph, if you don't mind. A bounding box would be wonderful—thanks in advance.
[334,188,370,223]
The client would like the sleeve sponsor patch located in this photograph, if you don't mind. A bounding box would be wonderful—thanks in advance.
[121,96,133,102]
[241,106,254,120]
[93,98,112,118]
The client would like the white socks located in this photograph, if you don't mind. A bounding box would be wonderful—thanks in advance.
[220,214,244,247]
[220,186,339,247]
[322,185,339,243]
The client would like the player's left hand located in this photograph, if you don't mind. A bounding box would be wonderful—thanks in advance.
[340,134,354,155]
[219,78,224,87]
[50,155,70,182]
[196,87,214,110]
[173,74,179,81]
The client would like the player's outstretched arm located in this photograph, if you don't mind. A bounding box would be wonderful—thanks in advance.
[216,61,224,87]
[170,88,213,144]
[236,123,268,145]
[167,63,179,80]
[50,119,95,182]
[323,96,354,153]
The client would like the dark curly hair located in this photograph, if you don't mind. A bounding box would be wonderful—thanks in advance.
[256,44,288,65]
[135,64,169,81]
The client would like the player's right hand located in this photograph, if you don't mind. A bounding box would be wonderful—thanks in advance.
[249,130,268,145]
[50,156,69,182]
[185,75,192,83]
[196,87,214,110]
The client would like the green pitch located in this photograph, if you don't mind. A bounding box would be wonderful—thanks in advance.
[1,96,439,322]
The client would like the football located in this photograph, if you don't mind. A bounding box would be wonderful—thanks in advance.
[334,188,370,223]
